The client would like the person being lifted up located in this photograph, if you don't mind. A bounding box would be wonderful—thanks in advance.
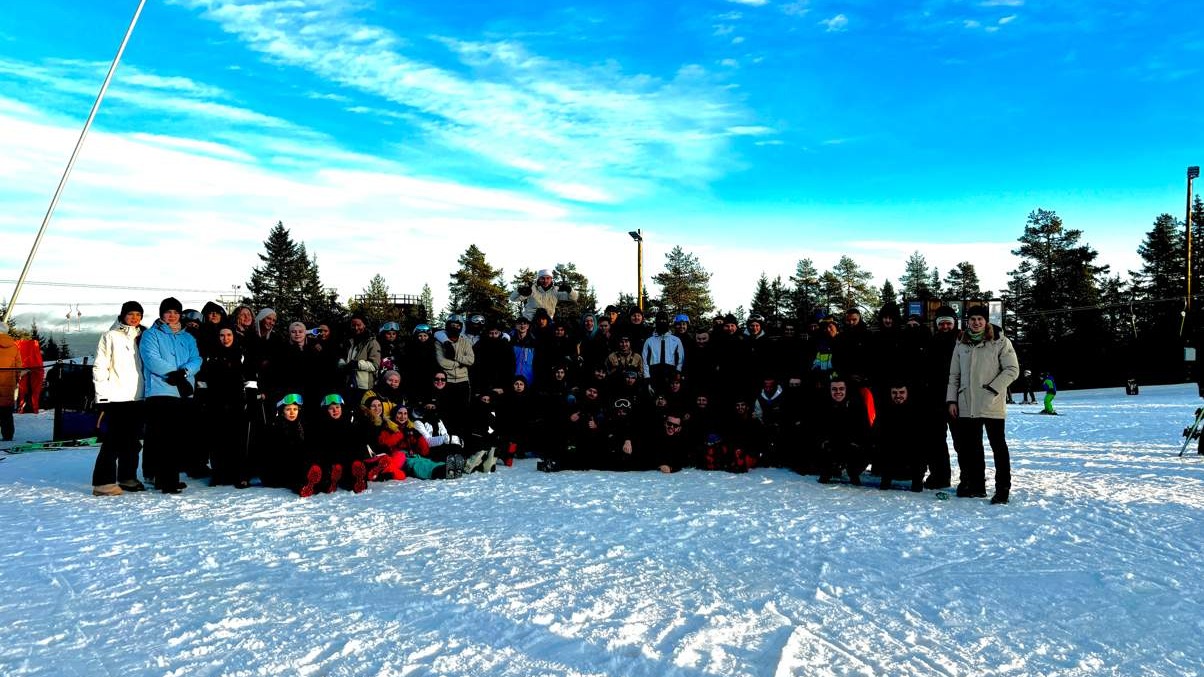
[510,268,578,321]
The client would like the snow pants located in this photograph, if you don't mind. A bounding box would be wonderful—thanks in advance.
[955,417,1010,498]
[91,401,143,486]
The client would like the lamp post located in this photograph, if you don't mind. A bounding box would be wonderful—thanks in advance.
[1189,166,1200,312]
[628,229,644,312]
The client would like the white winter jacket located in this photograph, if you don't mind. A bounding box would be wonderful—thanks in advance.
[510,282,578,320]
[946,325,1018,420]
[93,320,145,403]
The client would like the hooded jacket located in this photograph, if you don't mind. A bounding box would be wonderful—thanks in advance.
[0,332,22,407]
[946,324,1019,419]
[140,318,202,398]
[93,319,144,403]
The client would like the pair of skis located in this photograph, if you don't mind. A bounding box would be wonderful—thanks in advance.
[1180,408,1204,457]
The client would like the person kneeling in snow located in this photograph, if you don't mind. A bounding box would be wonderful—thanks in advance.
[815,376,872,485]
[872,382,925,492]
[305,394,372,494]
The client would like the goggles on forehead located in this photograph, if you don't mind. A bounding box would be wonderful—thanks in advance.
[321,394,345,407]
[277,393,304,407]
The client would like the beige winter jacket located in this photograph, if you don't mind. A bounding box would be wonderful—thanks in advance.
[946,325,1019,420]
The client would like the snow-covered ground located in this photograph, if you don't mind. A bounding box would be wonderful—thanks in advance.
[1,384,1202,677]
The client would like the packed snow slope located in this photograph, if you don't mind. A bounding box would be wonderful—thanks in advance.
[1,384,1202,676]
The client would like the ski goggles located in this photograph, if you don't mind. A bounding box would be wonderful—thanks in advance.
[321,394,345,407]
[277,393,304,407]
[380,321,401,332]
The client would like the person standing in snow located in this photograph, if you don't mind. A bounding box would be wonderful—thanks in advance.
[947,305,1019,505]
[140,297,202,494]
[90,301,146,496]
[1041,373,1057,415]
[0,324,23,443]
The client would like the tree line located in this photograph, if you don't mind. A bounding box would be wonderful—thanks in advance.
[236,200,1204,390]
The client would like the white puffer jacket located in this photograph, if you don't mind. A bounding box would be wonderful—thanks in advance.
[93,320,145,403]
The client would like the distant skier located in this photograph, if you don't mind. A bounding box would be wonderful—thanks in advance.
[1019,369,1036,404]
[1041,373,1057,415]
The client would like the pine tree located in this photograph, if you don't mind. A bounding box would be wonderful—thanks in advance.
[944,262,987,299]
[929,267,945,299]
[44,336,60,361]
[552,262,597,320]
[788,258,822,321]
[246,222,333,324]
[880,279,897,308]
[1008,208,1110,385]
[447,245,510,322]
[652,246,715,321]
[350,274,392,327]
[1136,214,1185,304]
[750,273,774,318]
[828,255,879,312]
[898,252,932,301]
[57,335,73,360]
[419,284,435,322]
[769,276,788,320]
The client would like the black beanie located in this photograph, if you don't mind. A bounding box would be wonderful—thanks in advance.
[159,297,183,317]
[966,305,990,320]
[120,301,144,317]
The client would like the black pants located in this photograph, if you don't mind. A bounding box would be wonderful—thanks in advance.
[926,404,955,485]
[91,401,143,486]
[955,417,1010,496]
[0,405,12,441]
[144,396,189,488]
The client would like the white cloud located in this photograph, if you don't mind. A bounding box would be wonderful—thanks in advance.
[168,1,750,203]
[980,0,1023,6]
[781,2,810,17]
[964,20,982,29]
[998,15,1017,24]
[727,0,768,6]
[820,14,849,32]
[726,125,775,136]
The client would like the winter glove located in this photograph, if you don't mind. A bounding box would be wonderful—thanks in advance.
[441,340,457,360]
[983,385,999,396]
[558,282,572,293]
[164,369,185,386]
[518,284,532,296]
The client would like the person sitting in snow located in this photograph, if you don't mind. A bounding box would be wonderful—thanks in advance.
[260,394,316,495]
[872,382,925,492]
[306,394,371,494]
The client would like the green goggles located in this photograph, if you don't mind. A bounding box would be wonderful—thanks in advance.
[321,394,345,407]
[277,393,304,407]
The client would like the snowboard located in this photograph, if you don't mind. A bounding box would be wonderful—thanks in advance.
[1180,408,1204,457]
[5,437,99,454]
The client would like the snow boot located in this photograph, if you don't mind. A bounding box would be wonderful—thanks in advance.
[480,448,497,473]
[92,483,123,496]
[299,464,322,498]
[444,454,466,480]
[990,493,1009,505]
[326,464,343,493]
[118,479,146,492]
[350,461,368,493]
[463,449,487,473]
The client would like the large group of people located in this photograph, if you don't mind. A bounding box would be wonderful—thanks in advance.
[84,272,1021,505]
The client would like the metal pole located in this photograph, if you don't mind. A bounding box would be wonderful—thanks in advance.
[1188,167,1198,312]
[636,230,644,312]
[1,0,147,325]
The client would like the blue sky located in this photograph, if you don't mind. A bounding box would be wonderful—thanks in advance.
[1,0,1201,330]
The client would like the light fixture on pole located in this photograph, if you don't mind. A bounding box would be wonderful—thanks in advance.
[628,230,644,312]
[1189,166,1200,312]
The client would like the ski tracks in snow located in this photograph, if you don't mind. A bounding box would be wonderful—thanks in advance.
[0,385,1203,675]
